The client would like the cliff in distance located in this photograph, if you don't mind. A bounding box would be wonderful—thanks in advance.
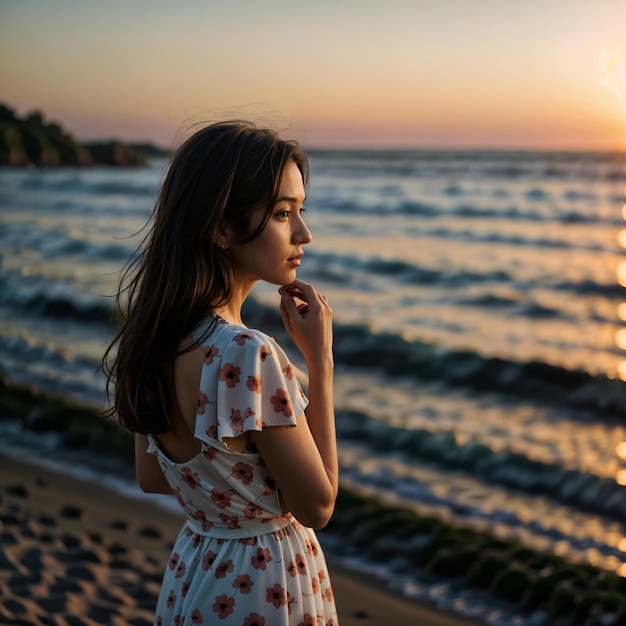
[0,103,168,167]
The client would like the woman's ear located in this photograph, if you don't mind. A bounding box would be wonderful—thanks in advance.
[214,221,234,249]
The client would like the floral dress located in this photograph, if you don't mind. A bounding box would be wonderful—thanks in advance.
[147,315,338,625]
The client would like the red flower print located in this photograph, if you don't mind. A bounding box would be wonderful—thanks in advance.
[247,375,261,393]
[191,609,203,624]
[324,586,334,602]
[234,332,254,345]
[181,467,201,489]
[231,461,254,485]
[266,583,286,609]
[169,553,180,570]
[318,569,326,582]
[230,408,244,432]
[174,616,184,626]
[244,407,256,421]
[271,388,293,417]
[197,390,209,415]
[251,547,272,570]
[243,614,265,626]
[181,581,190,597]
[191,509,213,532]
[297,615,316,626]
[282,364,295,379]
[312,577,320,593]
[203,446,217,461]
[232,573,254,594]
[167,589,177,607]
[175,560,186,578]
[203,345,219,364]
[191,533,201,548]
[202,549,217,571]
[211,487,233,509]
[326,620,337,626]
[219,363,241,387]
[287,553,307,577]
[218,513,241,529]
[212,594,235,619]
[307,540,319,556]
[215,559,234,579]
[259,344,272,361]
[244,503,263,519]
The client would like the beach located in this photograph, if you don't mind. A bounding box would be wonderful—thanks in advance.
[0,451,487,626]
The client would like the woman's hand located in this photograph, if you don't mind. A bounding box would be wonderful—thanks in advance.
[279,279,333,367]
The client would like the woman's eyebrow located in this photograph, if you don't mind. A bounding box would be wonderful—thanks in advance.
[274,195,307,204]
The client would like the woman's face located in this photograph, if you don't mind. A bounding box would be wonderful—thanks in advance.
[229,160,312,287]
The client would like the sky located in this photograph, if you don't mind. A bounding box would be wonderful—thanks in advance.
[1,0,626,150]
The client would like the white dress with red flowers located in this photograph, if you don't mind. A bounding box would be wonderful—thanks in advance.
[148,315,338,626]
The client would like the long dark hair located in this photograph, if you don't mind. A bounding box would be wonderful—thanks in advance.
[102,121,309,434]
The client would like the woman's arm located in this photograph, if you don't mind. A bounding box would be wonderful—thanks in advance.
[250,279,337,529]
[134,433,173,494]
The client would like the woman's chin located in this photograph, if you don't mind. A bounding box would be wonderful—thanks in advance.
[270,270,297,287]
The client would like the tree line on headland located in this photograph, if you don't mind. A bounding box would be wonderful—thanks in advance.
[0,102,170,167]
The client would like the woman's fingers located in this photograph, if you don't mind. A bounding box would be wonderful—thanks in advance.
[280,280,331,321]
[280,280,326,311]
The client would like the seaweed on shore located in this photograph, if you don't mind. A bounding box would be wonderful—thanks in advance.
[326,488,626,623]
[0,374,133,463]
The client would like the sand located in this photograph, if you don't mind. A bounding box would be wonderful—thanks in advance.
[0,452,486,626]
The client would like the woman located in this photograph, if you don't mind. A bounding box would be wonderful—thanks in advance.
[103,121,338,625]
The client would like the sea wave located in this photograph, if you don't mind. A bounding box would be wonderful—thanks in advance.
[313,197,621,225]
[0,273,113,324]
[309,149,626,182]
[0,221,132,261]
[16,174,158,197]
[336,410,626,520]
[306,250,619,296]
[3,277,624,419]
[239,298,626,420]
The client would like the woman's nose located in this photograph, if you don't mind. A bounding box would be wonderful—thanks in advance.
[295,219,312,245]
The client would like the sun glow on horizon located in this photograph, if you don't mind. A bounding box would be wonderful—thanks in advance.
[599,48,626,109]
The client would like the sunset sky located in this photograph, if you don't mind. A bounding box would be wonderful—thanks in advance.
[1,0,626,149]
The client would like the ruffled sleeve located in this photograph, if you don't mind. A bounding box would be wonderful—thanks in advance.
[194,327,308,446]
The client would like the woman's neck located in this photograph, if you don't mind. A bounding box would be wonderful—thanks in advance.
[212,282,253,326]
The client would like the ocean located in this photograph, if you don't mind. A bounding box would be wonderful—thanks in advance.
[1,149,626,623]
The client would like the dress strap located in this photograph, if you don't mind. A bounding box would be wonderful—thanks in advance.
[145,434,158,454]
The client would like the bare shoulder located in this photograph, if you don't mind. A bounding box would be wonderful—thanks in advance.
[174,335,205,428]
